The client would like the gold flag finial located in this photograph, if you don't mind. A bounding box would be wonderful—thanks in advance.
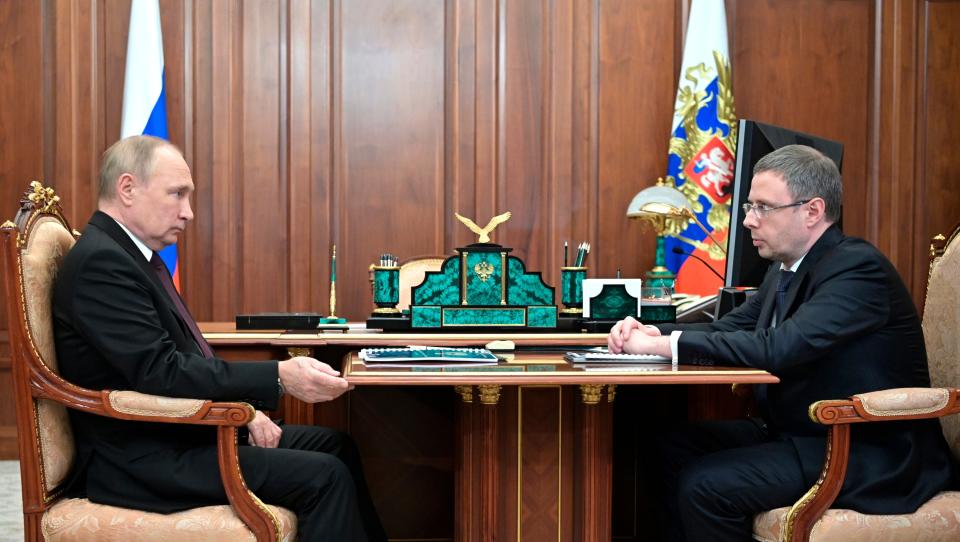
[455,211,512,243]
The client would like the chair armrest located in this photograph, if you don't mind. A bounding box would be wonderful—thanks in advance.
[783,387,960,542]
[102,390,254,426]
[811,387,960,425]
[28,370,277,539]
[23,353,255,427]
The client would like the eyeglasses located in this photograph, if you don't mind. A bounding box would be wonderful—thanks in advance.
[742,200,810,219]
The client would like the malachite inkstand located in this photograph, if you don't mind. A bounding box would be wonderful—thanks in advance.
[408,244,557,329]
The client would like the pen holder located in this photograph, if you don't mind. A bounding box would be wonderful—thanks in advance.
[371,265,401,314]
[560,266,587,314]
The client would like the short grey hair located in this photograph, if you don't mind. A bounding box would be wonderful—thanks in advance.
[98,135,181,200]
[753,144,842,223]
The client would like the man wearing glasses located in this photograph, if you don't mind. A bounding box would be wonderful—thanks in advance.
[607,145,955,541]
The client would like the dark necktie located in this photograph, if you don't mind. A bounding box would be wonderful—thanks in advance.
[775,269,795,327]
[756,269,795,419]
[150,252,214,358]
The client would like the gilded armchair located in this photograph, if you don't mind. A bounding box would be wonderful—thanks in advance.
[1,183,296,541]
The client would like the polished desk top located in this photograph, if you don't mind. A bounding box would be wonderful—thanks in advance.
[200,322,609,347]
[200,323,778,385]
[342,351,779,386]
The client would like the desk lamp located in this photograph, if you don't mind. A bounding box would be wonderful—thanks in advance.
[626,177,727,289]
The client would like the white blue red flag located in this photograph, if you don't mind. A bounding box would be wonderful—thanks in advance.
[120,0,180,290]
[663,0,737,296]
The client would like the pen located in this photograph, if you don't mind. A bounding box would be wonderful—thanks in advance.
[564,241,568,267]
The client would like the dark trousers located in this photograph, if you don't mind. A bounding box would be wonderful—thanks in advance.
[236,425,388,542]
[86,425,387,541]
[652,419,808,542]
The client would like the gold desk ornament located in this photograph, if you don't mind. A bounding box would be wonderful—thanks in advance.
[455,211,511,244]
[1,220,14,229]
[474,261,494,282]
[319,245,347,325]
[329,245,338,318]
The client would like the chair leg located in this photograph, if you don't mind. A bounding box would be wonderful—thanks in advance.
[24,511,45,542]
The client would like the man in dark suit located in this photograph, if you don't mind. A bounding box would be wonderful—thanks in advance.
[53,135,386,541]
[608,145,955,541]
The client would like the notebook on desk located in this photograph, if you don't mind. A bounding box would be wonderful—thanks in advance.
[563,351,671,364]
[359,346,499,367]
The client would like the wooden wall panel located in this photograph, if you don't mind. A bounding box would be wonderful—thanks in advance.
[242,1,288,312]
[597,0,678,279]
[0,0,44,460]
[339,0,448,316]
[500,0,550,269]
[730,0,873,240]
[921,0,960,274]
[873,0,922,305]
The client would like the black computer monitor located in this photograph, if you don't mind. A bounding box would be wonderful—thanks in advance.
[724,120,844,287]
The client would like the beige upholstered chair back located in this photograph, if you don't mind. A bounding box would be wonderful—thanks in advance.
[19,215,78,495]
[398,256,447,310]
[922,224,960,461]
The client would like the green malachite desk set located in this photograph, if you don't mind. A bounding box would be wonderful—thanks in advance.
[367,212,675,332]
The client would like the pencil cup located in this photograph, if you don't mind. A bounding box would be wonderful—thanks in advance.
[560,266,587,314]
[371,266,400,314]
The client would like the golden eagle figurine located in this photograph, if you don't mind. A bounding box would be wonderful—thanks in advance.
[455,211,512,243]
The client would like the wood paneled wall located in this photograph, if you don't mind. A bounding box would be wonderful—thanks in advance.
[2,0,959,458]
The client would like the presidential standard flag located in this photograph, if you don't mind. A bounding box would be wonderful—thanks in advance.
[663,0,737,296]
[120,0,180,290]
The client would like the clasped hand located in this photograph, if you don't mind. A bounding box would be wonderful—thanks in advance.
[606,316,667,355]
[278,356,353,403]
[247,410,282,448]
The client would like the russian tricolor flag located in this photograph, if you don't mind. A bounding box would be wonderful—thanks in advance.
[121,0,180,290]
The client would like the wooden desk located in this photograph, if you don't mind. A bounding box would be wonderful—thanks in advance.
[202,324,776,541]
[344,351,776,541]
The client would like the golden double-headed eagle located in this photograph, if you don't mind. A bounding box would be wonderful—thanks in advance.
[455,211,512,243]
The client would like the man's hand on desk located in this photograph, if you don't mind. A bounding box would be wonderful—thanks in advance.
[279,356,354,403]
[607,316,671,357]
[247,410,282,448]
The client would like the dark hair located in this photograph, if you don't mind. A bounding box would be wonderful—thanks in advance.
[753,144,842,223]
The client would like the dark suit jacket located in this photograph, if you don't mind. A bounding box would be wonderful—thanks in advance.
[657,224,955,513]
[53,211,279,513]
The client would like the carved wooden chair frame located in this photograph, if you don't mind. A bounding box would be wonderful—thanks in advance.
[774,223,960,541]
[1,183,283,541]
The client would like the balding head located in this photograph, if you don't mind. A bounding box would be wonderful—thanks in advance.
[99,135,182,203]
[97,135,195,251]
